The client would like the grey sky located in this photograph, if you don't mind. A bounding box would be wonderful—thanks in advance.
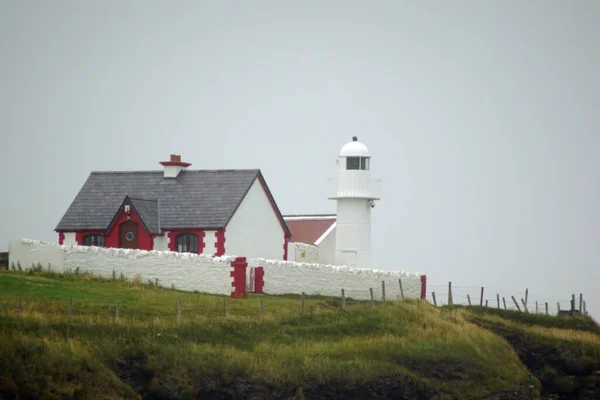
[1,1,599,319]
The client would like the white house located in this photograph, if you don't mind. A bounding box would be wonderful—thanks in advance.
[54,154,292,261]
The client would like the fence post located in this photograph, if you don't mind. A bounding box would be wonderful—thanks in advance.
[341,289,346,309]
[467,294,472,306]
[583,300,587,315]
[177,299,182,322]
[259,297,264,317]
[381,281,386,302]
[448,282,453,305]
[485,300,488,307]
[525,288,528,309]
[512,296,521,312]
[557,302,561,313]
[399,279,404,300]
[115,301,120,320]
[521,298,528,313]
[432,292,437,307]
[535,301,538,314]
[370,288,375,307]
[301,292,305,313]
[69,297,72,318]
[579,293,583,313]
[545,302,548,315]
[571,294,576,311]
[503,297,507,310]
[480,287,484,306]
[497,294,500,309]
[420,275,427,301]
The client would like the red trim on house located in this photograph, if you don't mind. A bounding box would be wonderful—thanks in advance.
[283,234,290,260]
[159,161,192,167]
[168,230,206,253]
[104,206,153,250]
[58,232,65,245]
[159,154,191,167]
[215,228,226,256]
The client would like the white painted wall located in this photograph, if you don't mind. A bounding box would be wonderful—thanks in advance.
[336,198,371,269]
[225,178,284,260]
[287,242,319,262]
[63,232,77,246]
[9,240,235,295]
[316,225,336,265]
[203,230,217,255]
[9,239,425,302]
[9,240,65,269]
[248,258,423,301]
[153,233,169,251]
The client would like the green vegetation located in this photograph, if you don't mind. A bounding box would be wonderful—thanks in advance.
[0,269,598,399]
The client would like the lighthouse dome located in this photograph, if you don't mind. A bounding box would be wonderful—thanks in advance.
[340,136,370,157]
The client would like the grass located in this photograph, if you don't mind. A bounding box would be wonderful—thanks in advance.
[0,269,598,399]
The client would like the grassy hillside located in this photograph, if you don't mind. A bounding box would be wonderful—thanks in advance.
[0,269,598,400]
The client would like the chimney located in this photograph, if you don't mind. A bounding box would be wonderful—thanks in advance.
[352,136,358,141]
[159,154,191,178]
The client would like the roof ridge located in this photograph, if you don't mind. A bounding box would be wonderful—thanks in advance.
[90,169,261,175]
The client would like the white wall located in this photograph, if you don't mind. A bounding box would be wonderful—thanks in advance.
[225,178,285,260]
[63,232,77,246]
[248,258,423,301]
[287,242,319,262]
[203,230,217,255]
[336,198,371,269]
[9,240,65,269]
[9,239,235,295]
[316,226,336,265]
[9,239,425,302]
[153,233,169,251]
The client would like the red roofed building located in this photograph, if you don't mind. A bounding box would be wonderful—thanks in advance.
[283,214,336,264]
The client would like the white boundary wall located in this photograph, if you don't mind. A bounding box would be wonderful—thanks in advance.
[248,258,423,300]
[8,239,425,300]
[9,239,235,295]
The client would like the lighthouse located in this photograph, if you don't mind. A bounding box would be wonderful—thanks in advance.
[327,137,382,269]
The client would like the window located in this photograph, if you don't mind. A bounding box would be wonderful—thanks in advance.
[360,157,370,170]
[346,157,370,170]
[176,233,199,253]
[83,234,105,247]
[346,157,360,170]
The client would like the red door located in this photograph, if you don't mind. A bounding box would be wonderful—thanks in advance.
[119,222,139,249]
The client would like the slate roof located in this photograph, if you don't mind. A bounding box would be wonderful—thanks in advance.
[55,169,267,232]
[128,198,159,234]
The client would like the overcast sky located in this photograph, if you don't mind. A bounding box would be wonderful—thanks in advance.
[1,1,598,320]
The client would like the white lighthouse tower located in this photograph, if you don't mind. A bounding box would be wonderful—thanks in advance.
[327,136,382,269]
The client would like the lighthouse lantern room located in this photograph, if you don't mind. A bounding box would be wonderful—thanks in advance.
[327,137,382,269]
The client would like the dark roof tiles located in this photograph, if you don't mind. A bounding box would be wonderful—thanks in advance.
[55,169,261,232]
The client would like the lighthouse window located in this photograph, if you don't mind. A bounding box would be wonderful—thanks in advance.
[346,157,360,170]
[346,157,370,170]
[360,157,370,170]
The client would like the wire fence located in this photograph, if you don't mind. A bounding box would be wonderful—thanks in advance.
[425,283,589,316]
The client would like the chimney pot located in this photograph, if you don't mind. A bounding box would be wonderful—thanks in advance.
[352,136,358,142]
[170,154,181,163]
